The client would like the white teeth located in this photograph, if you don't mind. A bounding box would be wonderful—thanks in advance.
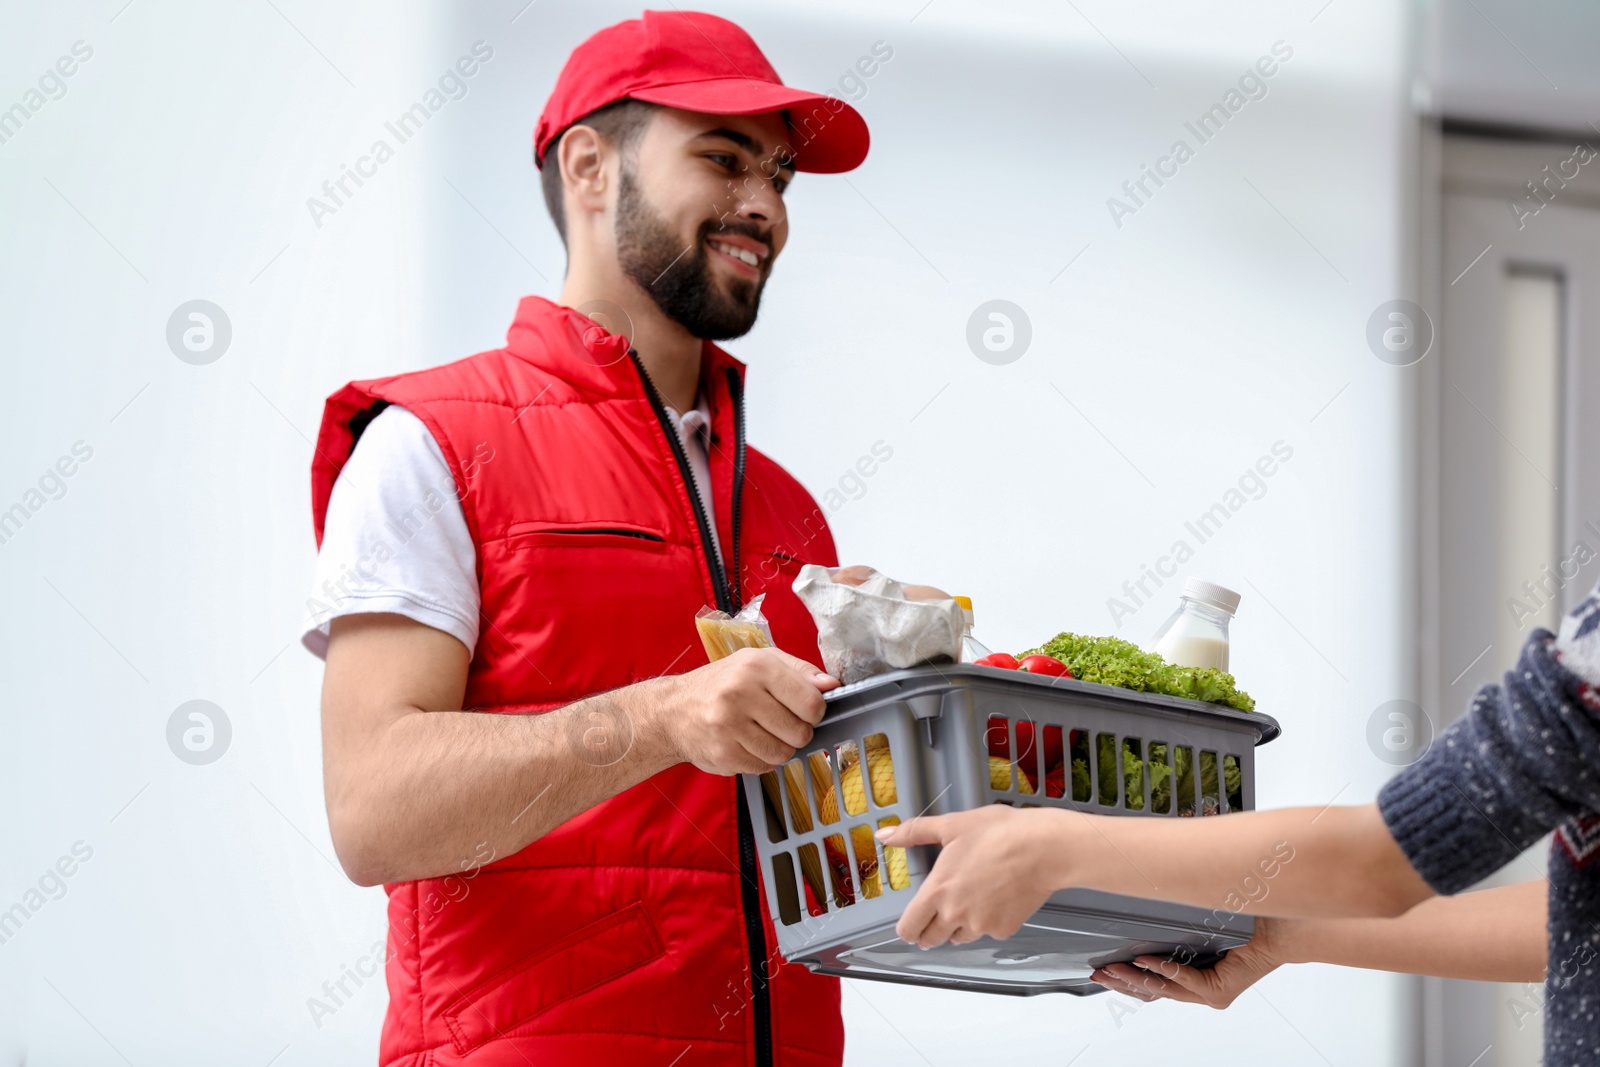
[712,240,759,267]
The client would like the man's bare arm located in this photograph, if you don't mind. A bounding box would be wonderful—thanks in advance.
[321,613,836,886]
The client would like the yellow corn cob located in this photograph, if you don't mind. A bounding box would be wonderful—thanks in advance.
[848,824,882,898]
[877,816,911,890]
[989,755,1034,794]
[821,744,897,824]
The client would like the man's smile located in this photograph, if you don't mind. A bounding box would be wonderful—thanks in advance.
[707,234,768,278]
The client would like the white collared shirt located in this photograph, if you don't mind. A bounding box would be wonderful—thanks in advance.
[302,392,718,659]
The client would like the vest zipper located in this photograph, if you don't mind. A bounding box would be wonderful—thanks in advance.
[627,348,773,1067]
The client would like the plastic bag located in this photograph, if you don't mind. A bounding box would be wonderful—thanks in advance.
[695,593,774,661]
[791,564,964,685]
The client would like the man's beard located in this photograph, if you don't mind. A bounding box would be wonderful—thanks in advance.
[615,167,768,341]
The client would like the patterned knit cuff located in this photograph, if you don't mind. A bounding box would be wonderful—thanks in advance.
[1377,742,1521,896]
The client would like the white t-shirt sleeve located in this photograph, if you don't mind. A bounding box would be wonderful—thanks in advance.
[301,405,481,660]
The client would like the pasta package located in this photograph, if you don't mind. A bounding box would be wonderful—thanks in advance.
[695,593,775,661]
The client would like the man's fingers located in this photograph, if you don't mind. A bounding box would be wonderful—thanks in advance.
[875,814,945,847]
[736,724,798,770]
[746,696,816,751]
[759,658,832,726]
[765,648,840,692]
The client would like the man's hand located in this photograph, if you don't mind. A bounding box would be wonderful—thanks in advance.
[653,646,839,775]
[875,806,1066,948]
[1091,920,1284,1007]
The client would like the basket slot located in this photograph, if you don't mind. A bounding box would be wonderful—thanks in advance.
[807,751,839,825]
[1042,724,1066,798]
[1069,729,1090,803]
[782,759,815,834]
[1199,750,1221,816]
[1014,718,1040,796]
[1148,742,1172,815]
[759,771,788,842]
[863,733,899,809]
[848,824,883,899]
[1172,745,1196,816]
[836,740,866,817]
[983,714,1049,799]
[1223,753,1244,812]
[796,842,828,916]
[823,832,855,907]
[1095,733,1119,807]
[771,851,802,926]
[876,816,910,891]
[984,716,1012,791]
[1123,737,1146,811]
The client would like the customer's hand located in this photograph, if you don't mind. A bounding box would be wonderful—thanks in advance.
[876,806,1066,948]
[654,646,839,776]
[1090,918,1284,1008]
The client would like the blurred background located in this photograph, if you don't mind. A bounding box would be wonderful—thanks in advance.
[3,0,1599,1062]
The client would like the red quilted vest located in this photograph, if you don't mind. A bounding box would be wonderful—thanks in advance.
[310,296,844,1066]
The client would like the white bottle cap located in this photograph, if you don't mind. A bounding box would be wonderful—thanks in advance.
[1183,577,1240,615]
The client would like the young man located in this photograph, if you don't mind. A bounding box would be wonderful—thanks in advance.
[878,588,1600,1061]
[303,12,871,1065]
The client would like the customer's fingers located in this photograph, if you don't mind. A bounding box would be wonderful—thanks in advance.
[915,910,960,949]
[894,888,936,946]
[1131,957,1212,999]
[1092,964,1179,1003]
[875,814,947,847]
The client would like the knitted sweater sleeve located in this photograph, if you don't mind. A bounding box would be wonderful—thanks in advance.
[1377,629,1600,893]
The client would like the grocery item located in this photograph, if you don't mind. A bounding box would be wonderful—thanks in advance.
[988,755,1034,794]
[1018,654,1072,678]
[695,593,775,661]
[973,652,1020,670]
[791,565,965,684]
[1146,578,1240,671]
[875,816,911,890]
[1017,632,1254,712]
[744,663,1280,995]
[806,738,900,906]
[954,595,993,663]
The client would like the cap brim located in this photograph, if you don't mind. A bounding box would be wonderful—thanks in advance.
[628,78,869,173]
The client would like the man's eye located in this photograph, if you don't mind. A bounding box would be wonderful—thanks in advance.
[708,153,737,170]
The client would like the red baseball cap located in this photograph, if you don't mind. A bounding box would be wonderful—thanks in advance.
[534,10,869,175]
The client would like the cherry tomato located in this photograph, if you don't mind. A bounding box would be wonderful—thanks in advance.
[1019,654,1073,678]
[972,652,1021,670]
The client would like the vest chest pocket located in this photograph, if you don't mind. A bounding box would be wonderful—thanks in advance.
[500,520,671,554]
[481,520,704,688]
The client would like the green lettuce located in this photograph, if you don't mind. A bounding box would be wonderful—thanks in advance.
[1016,632,1255,713]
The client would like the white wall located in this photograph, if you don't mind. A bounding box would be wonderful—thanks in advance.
[0,1,1419,1062]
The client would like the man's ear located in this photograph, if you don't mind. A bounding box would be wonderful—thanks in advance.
[559,125,611,223]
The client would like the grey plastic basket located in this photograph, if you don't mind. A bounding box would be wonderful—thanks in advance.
[742,663,1281,996]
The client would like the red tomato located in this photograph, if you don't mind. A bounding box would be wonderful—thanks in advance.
[1019,654,1073,678]
[972,652,1021,670]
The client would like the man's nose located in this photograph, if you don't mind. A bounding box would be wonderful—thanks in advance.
[728,170,786,230]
